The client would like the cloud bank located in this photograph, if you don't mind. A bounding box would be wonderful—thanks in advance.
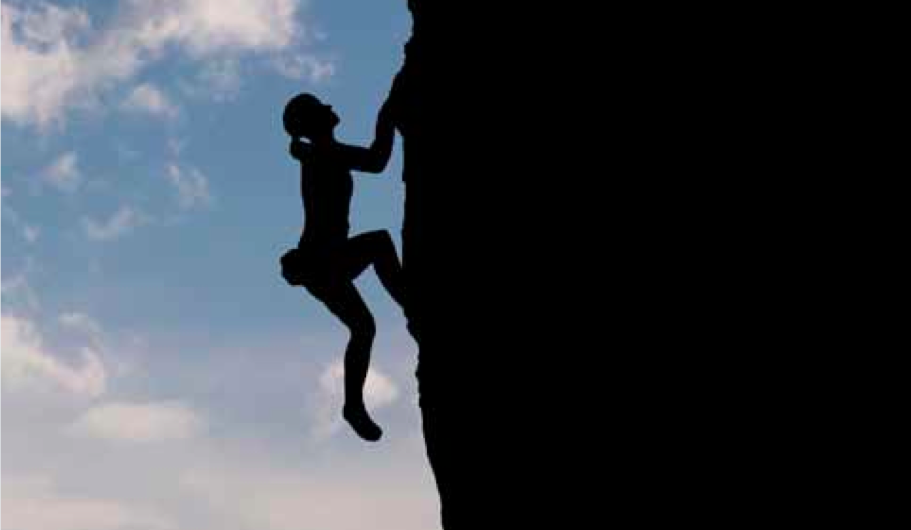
[2,0,330,128]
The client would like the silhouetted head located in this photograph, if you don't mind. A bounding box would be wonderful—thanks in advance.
[283,93,339,141]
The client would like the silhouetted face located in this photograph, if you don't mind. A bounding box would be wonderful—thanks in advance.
[313,101,340,133]
[283,93,339,140]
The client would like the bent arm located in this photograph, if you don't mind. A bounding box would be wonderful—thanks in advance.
[344,100,396,174]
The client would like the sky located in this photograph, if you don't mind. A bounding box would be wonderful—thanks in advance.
[0,2,441,529]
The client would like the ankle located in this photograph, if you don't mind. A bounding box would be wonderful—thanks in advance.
[343,402,367,414]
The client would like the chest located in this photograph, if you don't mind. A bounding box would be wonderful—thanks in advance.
[301,157,353,199]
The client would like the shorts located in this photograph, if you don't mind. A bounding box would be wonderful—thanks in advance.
[279,243,343,289]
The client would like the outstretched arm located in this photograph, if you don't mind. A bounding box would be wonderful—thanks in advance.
[343,96,397,174]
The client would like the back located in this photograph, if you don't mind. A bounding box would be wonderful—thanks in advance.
[298,144,354,247]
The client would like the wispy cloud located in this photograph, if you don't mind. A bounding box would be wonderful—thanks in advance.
[185,59,243,102]
[81,205,146,241]
[23,224,41,243]
[68,401,205,443]
[1,266,41,313]
[59,312,104,342]
[2,474,176,530]
[167,137,187,157]
[273,54,336,82]
[1,314,107,398]
[2,0,318,128]
[121,83,179,119]
[4,203,43,243]
[42,151,81,193]
[166,163,212,210]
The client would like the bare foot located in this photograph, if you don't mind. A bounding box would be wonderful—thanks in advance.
[343,404,383,442]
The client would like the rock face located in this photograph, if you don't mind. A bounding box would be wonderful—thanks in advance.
[395,5,621,527]
[394,5,557,527]
[396,3,798,528]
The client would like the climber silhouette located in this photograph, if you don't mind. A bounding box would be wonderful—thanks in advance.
[279,87,404,442]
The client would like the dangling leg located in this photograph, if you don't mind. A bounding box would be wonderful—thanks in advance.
[344,230,405,309]
[310,280,383,442]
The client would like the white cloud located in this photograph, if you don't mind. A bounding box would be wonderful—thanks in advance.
[69,401,204,443]
[121,83,179,119]
[313,360,400,439]
[2,474,176,530]
[319,359,400,408]
[82,205,145,241]
[2,0,316,128]
[166,164,211,210]
[1,314,107,397]
[2,337,436,530]
[0,2,89,128]
[125,0,300,56]
[42,151,81,192]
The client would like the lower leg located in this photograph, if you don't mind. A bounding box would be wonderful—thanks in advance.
[342,328,382,442]
[312,281,384,442]
[343,332,372,409]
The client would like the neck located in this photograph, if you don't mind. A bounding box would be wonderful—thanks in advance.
[311,132,334,146]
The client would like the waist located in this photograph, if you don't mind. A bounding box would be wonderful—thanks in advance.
[302,220,348,237]
[299,230,348,249]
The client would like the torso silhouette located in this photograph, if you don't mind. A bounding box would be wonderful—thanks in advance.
[299,144,355,248]
[281,122,406,441]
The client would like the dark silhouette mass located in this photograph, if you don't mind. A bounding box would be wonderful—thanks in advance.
[383,2,802,528]
[280,90,405,442]
[278,1,811,528]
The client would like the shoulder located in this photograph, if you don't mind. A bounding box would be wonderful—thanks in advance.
[330,142,371,170]
[335,142,366,156]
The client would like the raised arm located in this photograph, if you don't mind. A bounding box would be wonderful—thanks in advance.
[342,92,398,174]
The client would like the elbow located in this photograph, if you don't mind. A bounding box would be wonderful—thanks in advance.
[364,158,389,174]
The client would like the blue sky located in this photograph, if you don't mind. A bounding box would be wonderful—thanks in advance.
[1,2,439,529]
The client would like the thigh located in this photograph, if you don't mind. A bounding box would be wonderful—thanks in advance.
[340,231,388,280]
[307,279,373,331]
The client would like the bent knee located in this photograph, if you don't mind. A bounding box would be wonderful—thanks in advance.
[364,230,393,249]
[348,317,376,341]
